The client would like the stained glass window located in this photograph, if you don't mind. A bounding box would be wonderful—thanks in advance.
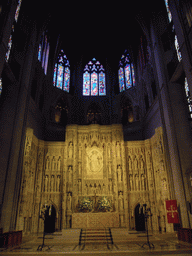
[53,50,70,92]
[83,58,106,96]
[118,50,135,92]
[5,0,22,62]
[38,33,50,75]
[164,0,182,62]
[0,78,2,96]
[185,78,192,118]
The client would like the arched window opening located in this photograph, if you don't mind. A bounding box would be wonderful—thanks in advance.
[87,103,102,124]
[0,78,2,96]
[121,99,134,125]
[54,98,68,126]
[164,0,182,62]
[38,32,50,75]
[5,0,22,62]
[83,58,106,96]
[118,50,135,93]
[185,78,192,118]
[53,50,70,92]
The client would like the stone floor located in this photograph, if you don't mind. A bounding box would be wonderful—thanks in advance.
[1,229,192,256]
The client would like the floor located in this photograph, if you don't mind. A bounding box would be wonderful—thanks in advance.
[1,229,192,256]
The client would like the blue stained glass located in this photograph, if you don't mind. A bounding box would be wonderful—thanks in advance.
[119,67,125,92]
[15,0,22,22]
[91,72,98,96]
[174,35,182,62]
[53,64,57,86]
[99,72,106,96]
[44,43,49,75]
[42,37,47,68]
[64,67,70,92]
[83,72,90,95]
[164,0,172,23]
[125,64,132,89]
[83,59,105,96]
[38,44,41,61]
[57,64,64,89]
[5,35,12,62]
[131,64,135,86]
[0,78,2,96]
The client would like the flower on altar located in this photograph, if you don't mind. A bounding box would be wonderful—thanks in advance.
[77,197,93,212]
[96,196,112,212]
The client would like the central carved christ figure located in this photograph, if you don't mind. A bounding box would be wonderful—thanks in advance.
[89,150,101,173]
[86,147,103,179]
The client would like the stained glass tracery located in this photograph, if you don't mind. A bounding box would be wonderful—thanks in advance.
[185,78,192,118]
[38,33,50,75]
[164,0,182,62]
[5,0,22,62]
[0,78,2,96]
[53,50,70,92]
[118,50,135,92]
[83,58,106,96]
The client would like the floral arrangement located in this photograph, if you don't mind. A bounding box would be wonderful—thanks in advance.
[77,197,93,212]
[96,196,112,212]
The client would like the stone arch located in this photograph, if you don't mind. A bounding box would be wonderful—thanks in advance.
[44,204,57,233]
[50,96,69,125]
[134,203,145,231]
[86,101,103,125]
[120,92,140,123]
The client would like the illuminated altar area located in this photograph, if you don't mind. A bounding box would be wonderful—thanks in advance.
[16,124,173,233]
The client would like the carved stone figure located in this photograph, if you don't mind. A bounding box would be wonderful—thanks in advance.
[68,166,73,183]
[57,157,61,171]
[116,142,121,158]
[141,174,145,190]
[45,175,48,192]
[68,142,73,158]
[67,193,72,210]
[117,165,122,182]
[119,191,124,212]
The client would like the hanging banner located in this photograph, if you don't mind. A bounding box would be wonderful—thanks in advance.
[165,200,179,223]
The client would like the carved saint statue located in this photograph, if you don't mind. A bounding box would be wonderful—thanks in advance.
[45,175,48,192]
[129,174,133,191]
[116,142,121,158]
[117,165,122,182]
[57,157,61,171]
[68,142,73,159]
[68,166,73,183]
[119,192,124,212]
[67,193,72,210]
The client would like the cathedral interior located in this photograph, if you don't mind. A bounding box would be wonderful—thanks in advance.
[0,0,192,237]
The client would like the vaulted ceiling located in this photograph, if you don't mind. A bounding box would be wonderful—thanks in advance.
[25,0,167,70]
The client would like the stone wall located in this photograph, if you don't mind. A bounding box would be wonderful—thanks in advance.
[16,125,173,233]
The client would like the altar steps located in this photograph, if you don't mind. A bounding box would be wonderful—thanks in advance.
[79,228,113,247]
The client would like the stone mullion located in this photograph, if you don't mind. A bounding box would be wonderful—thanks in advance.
[112,141,118,213]
[121,142,128,227]
[62,143,67,229]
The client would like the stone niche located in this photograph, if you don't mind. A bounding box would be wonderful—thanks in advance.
[16,125,173,233]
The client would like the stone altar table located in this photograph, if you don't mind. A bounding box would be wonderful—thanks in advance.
[72,212,119,228]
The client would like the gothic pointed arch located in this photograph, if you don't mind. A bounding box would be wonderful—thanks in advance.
[83,58,106,96]
[118,50,136,93]
[121,96,134,125]
[53,49,70,92]
[51,96,68,126]
[86,102,102,125]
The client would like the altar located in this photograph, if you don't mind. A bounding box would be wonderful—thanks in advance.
[72,212,119,228]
